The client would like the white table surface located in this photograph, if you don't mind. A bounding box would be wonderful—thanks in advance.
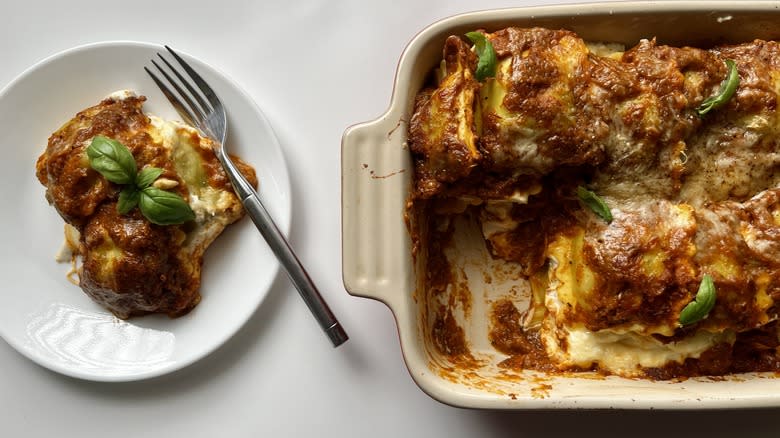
[2,0,778,436]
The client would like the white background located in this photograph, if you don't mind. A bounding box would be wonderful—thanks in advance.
[2,0,778,436]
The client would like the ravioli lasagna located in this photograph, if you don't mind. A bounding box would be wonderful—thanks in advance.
[409,27,780,378]
[36,91,256,319]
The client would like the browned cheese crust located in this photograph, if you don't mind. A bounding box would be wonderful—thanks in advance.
[410,27,780,378]
[36,95,257,319]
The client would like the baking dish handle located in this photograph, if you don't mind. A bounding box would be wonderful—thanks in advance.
[341,116,413,310]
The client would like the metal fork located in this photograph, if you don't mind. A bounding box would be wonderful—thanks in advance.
[146,46,348,347]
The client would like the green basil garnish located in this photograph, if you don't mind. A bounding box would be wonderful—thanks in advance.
[139,187,196,225]
[679,274,717,326]
[86,135,137,184]
[136,167,164,189]
[465,31,497,82]
[696,59,739,116]
[576,186,613,223]
[117,186,140,214]
[86,136,194,225]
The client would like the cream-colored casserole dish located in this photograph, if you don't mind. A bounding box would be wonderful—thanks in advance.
[341,1,780,409]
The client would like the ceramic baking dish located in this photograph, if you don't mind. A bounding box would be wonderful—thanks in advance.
[341,1,780,409]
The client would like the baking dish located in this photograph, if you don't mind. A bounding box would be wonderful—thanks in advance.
[341,1,780,409]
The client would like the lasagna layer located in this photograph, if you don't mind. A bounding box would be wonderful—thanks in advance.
[410,27,780,378]
[37,92,257,319]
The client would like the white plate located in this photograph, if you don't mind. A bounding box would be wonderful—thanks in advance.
[0,41,291,382]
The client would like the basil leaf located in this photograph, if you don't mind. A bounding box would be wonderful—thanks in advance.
[139,187,195,225]
[117,186,140,215]
[465,31,497,81]
[86,135,137,185]
[679,274,717,326]
[86,136,192,226]
[136,167,164,189]
[696,59,739,116]
[576,186,613,223]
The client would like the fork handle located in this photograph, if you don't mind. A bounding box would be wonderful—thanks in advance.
[215,150,348,346]
[240,191,349,346]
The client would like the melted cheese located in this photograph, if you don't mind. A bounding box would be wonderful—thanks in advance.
[147,113,232,224]
[543,324,734,373]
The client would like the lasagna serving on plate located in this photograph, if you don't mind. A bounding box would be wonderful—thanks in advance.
[36,91,256,319]
[408,27,780,378]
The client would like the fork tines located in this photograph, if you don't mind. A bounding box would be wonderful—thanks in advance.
[144,46,223,137]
